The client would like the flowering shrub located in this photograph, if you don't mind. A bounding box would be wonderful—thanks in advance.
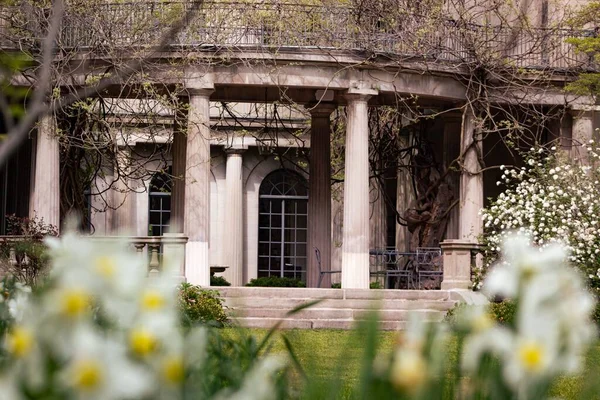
[479,144,600,290]
[0,233,285,400]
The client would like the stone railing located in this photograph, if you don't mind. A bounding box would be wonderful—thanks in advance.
[0,234,188,279]
[0,1,595,72]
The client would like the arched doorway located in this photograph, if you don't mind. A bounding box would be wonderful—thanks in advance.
[148,168,172,236]
[258,169,308,280]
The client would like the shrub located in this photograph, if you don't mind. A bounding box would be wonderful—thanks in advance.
[480,145,600,291]
[369,281,383,289]
[444,300,516,326]
[210,275,231,286]
[245,276,306,287]
[331,282,341,289]
[0,215,58,286]
[179,283,229,327]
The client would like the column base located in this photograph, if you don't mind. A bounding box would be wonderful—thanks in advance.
[185,241,210,286]
[341,252,370,289]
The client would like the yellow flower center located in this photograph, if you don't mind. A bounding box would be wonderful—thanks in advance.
[518,342,545,372]
[162,356,185,384]
[72,359,103,391]
[60,289,91,318]
[130,329,158,357]
[473,313,494,332]
[141,290,166,311]
[94,256,116,280]
[390,350,427,392]
[6,326,33,358]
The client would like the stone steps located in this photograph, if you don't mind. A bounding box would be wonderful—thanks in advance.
[214,287,458,331]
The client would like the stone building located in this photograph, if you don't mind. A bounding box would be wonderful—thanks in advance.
[0,0,598,289]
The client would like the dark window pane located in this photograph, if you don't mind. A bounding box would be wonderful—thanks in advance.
[259,228,269,241]
[151,226,161,236]
[297,201,308,214]
[271,215,281,228]
[296,244,307,257]
[284,228,295,242]
[259,200,270,213]
[271,245,281,257]
[259,214,269,227]
[258,243,269,255]
[258,256,270,268]
[284,244,295,257]
[149,212,161,225]
[296,229,307,242]
[271,201,282,214]
[163,212,171,226]
[284,214,296,228]
[150,196,161,210]
[297,215,307,228]
[162,196,171,210]
[271,258,281,270]
[271,228,282,242]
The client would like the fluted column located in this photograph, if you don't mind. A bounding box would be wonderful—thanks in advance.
[171,103,188,233]
[184,87,214,286]
[341,88,377,289]
[459,108,483,242]
[224,149,245,286]
[30,115,60,230]
[443,113,461,240]
[112,148,133,234]
[307,103,335,288]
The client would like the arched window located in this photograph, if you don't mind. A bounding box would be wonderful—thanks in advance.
[149,168,172,236]
[258,169,308,280]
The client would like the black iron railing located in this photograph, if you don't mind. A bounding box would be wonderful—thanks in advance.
[0,1,595,71]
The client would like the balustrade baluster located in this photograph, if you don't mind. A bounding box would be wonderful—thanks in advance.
[148,244,161,276]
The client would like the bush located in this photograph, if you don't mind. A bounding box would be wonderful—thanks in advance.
[331,282,341,289]
[245,276,306,287]
[210,275,231,286]
[369,281,383,289]
[444,300,516,326]
[179,283,229,327]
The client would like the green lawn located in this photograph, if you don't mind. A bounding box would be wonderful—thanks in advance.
[224,328,600,399]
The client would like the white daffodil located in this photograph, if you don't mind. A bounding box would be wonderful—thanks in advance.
[60,325,152,400]
[214,356,285,400]
[462,325,513,373]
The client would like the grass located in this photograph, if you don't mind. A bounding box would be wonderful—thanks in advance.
[223,327,600,400]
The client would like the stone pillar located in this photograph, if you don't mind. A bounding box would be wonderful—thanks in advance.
[171,101,188,233]
[341,88,377,289]
[183,87,214,286]
[440,240,477,290]
[396,134,413,252]
[459,108,483,242]
[307,103,335,288]
[112,148,133,235]
[30,115,60,230]
[443,113,462,240]
[571,109,596,163]
[224,148,245,286]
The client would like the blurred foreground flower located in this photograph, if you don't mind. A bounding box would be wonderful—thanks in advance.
[0,232,284,400]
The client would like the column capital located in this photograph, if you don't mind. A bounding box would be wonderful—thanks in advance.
[186,87,215,98]
[306,102,336,117]
[225,146,247,155]
[345,86,378,102]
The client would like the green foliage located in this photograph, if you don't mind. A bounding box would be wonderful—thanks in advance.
[566,2,600,97]
[245,276,306,287]
[210,275,231,286]
[178,283,228,328]
[331,282,341,288]
[370,281,383,289]
[444,301,516,326]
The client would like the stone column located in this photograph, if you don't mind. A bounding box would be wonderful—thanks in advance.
[170,101,188,233]
[341,88,377,289]
[112,148,133,235]
[443,113,462,240]
[307,103,335,288]
[459,108,483,242]
[396,134,413,252]
[184,87,214,286]
[224,148,245,286]
[571,109,596,163]
[30,115,60,230]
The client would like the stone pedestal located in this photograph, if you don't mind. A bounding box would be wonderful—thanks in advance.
[341,88,377,289]
[307,103,335,288]
[183,87,214,286]
[440,240,477,290]
[162,232,188,282]
[224,149,245,286]
[30,115,60,230]
[571,110,595,163]
[459,108,483,242]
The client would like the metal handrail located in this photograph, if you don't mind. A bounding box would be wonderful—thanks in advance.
[0,2,595,71]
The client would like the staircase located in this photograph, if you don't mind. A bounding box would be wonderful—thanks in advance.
[215,287,459,330]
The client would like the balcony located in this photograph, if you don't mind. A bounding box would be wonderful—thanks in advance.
[0,1,595,72]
